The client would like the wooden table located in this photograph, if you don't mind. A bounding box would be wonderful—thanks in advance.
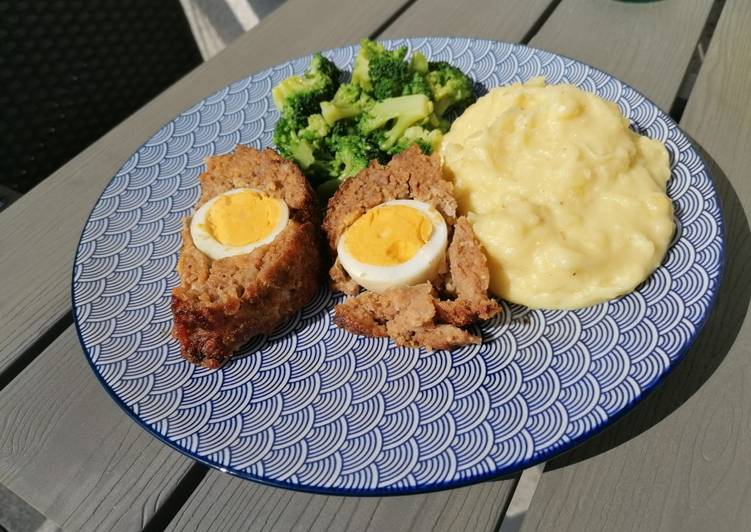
[1,0,749,530]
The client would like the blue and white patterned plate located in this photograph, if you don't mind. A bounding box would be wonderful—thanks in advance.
[72,38,724,495]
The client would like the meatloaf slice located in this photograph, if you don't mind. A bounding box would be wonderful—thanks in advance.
[324,146,500,350]
[172,146,323,368]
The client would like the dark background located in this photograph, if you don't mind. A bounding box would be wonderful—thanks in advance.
[0,0,202,201]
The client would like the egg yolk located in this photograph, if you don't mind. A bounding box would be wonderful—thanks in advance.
[206,190,281,246]
[345,205,433,266]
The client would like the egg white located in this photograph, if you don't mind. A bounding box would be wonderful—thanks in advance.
[337,199,448,293]
[190,188,289,260]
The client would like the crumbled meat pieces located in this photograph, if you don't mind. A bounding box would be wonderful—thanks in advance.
[335,284,479,350]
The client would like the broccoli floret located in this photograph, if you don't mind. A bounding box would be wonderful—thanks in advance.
[351,39,383,92]
[309,52,341,81]
[368,48,411,100]
[402,71,432,98]
[301,114,338,182]
[320,83,373,124]
[300,113,329,141]
[329,118,358,136]
[352,39,413,100]
[358,94,433,151]
[328,134,380,178]
[273,113,331,175]
[280,92,326,128]
[427,112,451,133]
[410,51,429,74]
[389,126,443,155]
[314,134,381,201]
[425,61,476,117]
[272,53,341,114]
[273,114,315,168]
[273,43,474,196]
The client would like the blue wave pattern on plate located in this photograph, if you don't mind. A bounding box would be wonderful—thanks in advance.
[72,38,723,494]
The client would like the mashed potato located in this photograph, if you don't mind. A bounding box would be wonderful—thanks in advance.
[441,77,673,309]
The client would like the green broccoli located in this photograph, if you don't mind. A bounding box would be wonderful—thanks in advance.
[425,61,476,117]
[315,133,381,201]
[427,112,451,133]
[273,113,331,175]
[352,39,413,100]
[328,134,379,178]
[402,71,432,98]
[388,126,443,155]
[271,54,342,180]
[410,51,429,74]
[351,39,382,92]
[328,118,360,138]
[273,113,313,168]
[320,83,373,124]
[300,113,329,141]
[300,114,339,182]
[272,53,341,115]
[368,49,411,99]
[272,41,476,194]
[358,94,433,151]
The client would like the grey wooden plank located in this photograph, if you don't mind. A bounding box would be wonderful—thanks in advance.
[0,483,58,532]
[521,1,751,531]
[0,0,410,377]
[166,472,515,532]
[680,0,751,213]
[0,327,194,531]
[380,0,553,41]
[530,0,715,111]
[498,464,544,532]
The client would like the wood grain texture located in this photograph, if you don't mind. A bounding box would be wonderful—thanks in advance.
[681,0,751,213]
[0,0,411,377]
[530,0,714,111]
[166,470,515,532]
[380,0,553,41]
[0,327,194,531]
[521,1,751,531]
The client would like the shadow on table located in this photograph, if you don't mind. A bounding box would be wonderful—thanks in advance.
[546,142,751,471]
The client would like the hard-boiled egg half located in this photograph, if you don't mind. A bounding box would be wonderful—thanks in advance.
[337,199,448,293]
[190,188,289,260]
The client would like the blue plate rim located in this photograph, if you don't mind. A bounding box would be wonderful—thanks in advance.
[71,36,726,496]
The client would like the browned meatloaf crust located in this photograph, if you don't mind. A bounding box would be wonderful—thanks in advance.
[172,146,323,368]
[323,146,500,350]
